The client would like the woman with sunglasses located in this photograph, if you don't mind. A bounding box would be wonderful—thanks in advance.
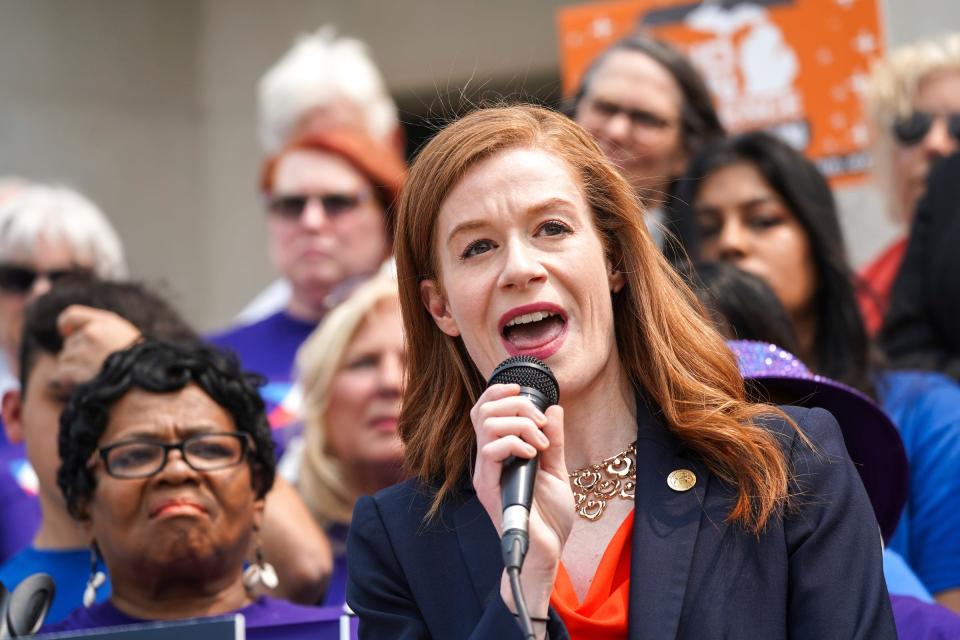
[0,184,126,564]
[209,129,405,439]
[859,33,960,333]
[43,340,326,633]
[679,130,960,613]
[0,184,126,393]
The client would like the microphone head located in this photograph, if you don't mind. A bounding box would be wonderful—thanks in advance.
[488,355,559,406]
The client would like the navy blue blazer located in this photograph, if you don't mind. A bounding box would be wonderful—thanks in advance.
[347,404,896,639]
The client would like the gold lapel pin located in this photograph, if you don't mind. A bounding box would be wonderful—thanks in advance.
[667,469,697,492]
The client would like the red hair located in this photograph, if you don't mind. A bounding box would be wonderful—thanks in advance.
[260,128,406,239]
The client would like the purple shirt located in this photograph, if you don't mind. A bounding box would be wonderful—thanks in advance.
[891,594,960,639]
[322,523,349,608]
[208,311,316,434]
[0,438,40,563]
[44,596,336,634]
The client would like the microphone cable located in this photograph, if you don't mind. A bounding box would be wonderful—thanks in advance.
[507,565,536,640]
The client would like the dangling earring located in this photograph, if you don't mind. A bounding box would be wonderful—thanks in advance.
[243,540,278,591]
[83,544,107,607]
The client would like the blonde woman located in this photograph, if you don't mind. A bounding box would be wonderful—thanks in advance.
[283,272,404,606]
[860,33,960,333]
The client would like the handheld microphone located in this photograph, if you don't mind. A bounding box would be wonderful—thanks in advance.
[0,572,55,638]
[487,355,559,572]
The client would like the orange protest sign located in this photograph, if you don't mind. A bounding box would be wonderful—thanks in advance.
[557,0,885,183]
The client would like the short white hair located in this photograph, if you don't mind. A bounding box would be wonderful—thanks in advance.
[0,184,128,279]
[258,26,399,154]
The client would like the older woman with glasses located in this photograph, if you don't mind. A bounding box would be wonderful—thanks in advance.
[859,33,960,333]
[0,183,127,564]
[0,184,126,381]
[43,340,323,633]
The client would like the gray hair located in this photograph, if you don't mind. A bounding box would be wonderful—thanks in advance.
[0,184,127,279]
[258,26,399,154]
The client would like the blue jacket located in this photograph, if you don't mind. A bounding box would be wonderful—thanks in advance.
[347,404,896,639]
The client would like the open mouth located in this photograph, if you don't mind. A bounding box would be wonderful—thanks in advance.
[500,307,568,359]
[368,416,399,432]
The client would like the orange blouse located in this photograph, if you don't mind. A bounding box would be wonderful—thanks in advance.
[550,510,633,639]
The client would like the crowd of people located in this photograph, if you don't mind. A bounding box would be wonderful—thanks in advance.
[0,21,959,640]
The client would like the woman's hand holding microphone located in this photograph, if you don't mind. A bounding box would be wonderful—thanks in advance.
[469,382,574,627]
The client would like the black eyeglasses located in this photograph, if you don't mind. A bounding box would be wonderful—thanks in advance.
[891,111,960,146]
[0,264,90,295]
[95,432,252,479]
[266,190,372,221]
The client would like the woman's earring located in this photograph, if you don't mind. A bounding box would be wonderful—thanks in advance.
[83,544,107,607]
[243,543,279,591]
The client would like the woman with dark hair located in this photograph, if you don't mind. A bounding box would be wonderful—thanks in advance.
[688,263,960,634]
[346,104,894,638]
[678,131,873,391]
[43,340,326,633]
[679,130,960,612]
[572,33,724,262]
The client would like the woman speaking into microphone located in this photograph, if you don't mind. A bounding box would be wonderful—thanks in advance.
[346,105,895,639]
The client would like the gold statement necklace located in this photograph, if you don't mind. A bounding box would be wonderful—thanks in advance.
[568,442,637,521]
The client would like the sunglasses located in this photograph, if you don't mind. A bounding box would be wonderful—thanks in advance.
[266,190,372,221]
[891,111,960,146]
[0,264,90,294]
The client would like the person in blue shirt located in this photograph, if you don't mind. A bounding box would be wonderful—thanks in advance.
[680,130,960,613]
[690,263,934,602]
[0,278,194,622]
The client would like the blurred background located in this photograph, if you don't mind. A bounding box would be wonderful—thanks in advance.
[1,0,957,330]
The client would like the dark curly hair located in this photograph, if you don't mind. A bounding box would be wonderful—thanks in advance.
[687,261,800,355]
[57,339,276,520]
